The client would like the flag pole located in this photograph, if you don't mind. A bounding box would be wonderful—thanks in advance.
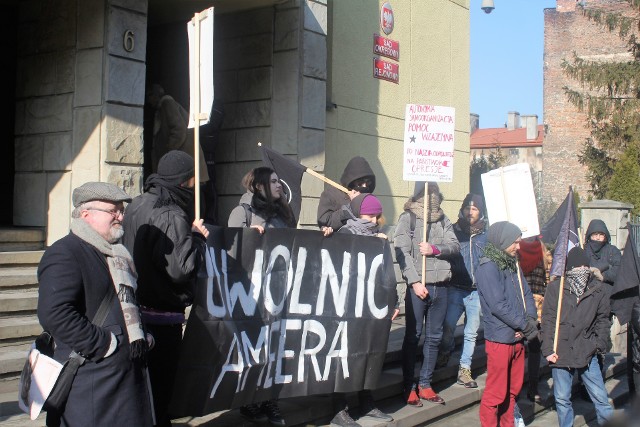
[553,274,565,353]
[515,259,526,308]
[305,168,349,194]
[421,182,428,287]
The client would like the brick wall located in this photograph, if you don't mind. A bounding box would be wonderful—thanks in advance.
[543,0,635,205]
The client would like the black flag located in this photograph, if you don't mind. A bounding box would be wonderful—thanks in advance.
[261,145,306,222]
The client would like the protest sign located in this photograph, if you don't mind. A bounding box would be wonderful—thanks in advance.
[402,104,455,182]
[481,162,540,238]
[169,228,397,416]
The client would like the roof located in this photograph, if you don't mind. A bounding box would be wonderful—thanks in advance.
[470,124,544,149]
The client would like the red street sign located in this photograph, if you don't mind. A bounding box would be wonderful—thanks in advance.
[373,34,399,61]
[373,58,399,84]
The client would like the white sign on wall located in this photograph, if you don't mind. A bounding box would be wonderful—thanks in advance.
[402,104,455,182]
[481,163,540,238]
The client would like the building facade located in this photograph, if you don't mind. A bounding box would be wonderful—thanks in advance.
[5,0,471,245]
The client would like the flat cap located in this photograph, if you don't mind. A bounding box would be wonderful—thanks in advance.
[72,182,132,207]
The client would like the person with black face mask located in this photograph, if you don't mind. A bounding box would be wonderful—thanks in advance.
[123,150,209,427]
[584,219,621,287]
[317,156,376,234]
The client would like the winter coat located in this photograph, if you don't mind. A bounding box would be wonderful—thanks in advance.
[317,157,376,230]
[122,190,206,313]
[228,192,291,229]
[584,219,621,286]
[449,222,487,290]
[540,275,611,369]
[393,211,460,285]
[632,298,640,374]
[151,94,209,182]
[37,233,153,427]
[475,257,537,344]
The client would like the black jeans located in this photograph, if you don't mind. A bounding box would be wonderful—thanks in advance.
[402,284,448,390]
[146,323,183,427]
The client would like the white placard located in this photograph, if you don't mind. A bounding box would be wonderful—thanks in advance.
[402,104,455,182]
[187,7,215,128]
[481,163,540,238]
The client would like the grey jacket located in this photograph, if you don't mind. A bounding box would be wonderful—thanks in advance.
[228,192,290,229]
[393,211,460,285]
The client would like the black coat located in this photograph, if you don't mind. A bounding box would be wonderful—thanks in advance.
[541,275,611,369]
[585,219,621,286]
[37,233,153,426]
[631,298,640,374]
[122,190,206,313]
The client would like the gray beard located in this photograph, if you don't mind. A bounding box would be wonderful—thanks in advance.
[108,226,124,243]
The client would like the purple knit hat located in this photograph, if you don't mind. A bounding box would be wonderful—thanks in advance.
[359,194,383,216]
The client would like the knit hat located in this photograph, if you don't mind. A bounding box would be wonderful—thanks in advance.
[566,246,590,271]
[359,194,383,216]
[157,150,194,184]
[487,221,522,251]
[72,182,132,207]
[461,193,485,214]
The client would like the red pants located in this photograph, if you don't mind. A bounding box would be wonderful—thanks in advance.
[479,340,524,427]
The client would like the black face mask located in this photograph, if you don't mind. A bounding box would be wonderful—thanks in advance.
[353,184,373,194]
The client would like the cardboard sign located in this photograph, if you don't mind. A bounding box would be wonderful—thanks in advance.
[481,163,540,238]
[187,7,215,128]
[402,104,455,182]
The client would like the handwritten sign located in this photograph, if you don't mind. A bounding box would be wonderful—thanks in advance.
[373,34,399,61]
[402,104,455,182]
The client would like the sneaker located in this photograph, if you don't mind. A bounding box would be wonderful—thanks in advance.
[457,367,478,388]
[418,386,445,404]
[240,403,268,422]
[330,409,362,427]
[435,352,449,369]
[262,400,286,426]
[360,407,393,422]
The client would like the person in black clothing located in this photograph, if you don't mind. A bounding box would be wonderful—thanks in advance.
[122,151,209,426]
[317,156,376,234]
[584,219,621,287]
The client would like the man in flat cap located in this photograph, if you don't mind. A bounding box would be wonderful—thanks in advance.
[37,182,154,426]
[123,150,209,426]
[475,221,537,427]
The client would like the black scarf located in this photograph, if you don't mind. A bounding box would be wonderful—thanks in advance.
[586,239,607,258]
[145,174,195,219]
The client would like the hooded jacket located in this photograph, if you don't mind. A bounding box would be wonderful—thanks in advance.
[449,214,487,290]
[541,274,611,368]
[317,157,376,230]
[584,219,621,285]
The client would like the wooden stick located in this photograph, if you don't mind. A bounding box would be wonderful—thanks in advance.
[304,168,350,193]
[552,275,565,353]
[515,259,526,309]
[422,182,428,287]
[193,12,201,220]
[578,227,584,249]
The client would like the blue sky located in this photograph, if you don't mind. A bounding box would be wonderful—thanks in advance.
[471,0,557,129]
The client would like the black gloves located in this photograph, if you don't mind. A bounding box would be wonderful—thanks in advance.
[522,318,540,343]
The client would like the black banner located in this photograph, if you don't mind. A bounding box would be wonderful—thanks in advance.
[169,228,397,416]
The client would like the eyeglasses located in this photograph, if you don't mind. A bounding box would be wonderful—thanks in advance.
[86,207,124,218]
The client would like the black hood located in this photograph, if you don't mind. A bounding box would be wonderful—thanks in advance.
[340,156,376,191]
[586,219,611,243]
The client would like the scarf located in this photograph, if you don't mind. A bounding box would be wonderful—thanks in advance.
[344,217,379,236]
[71,219,147,360]
[483,242,517,272]
[566,266,591,301]
[586,239,607,258]
[404,197,444,224]
[456,214,485,237]
[144,174,194,217]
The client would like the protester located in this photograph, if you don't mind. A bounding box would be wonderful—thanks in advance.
[228,166,291,426]
[584,219,621,287]
[323,193,395,427]
[518,236,550,402]
[437,193,487,389]
[123,151,209,427]
[317,156,376,234]
[475,221,537,426]
[37,182,154,426]
[393,182,460,406]
[541,247,613,427]
[146,83,209,182]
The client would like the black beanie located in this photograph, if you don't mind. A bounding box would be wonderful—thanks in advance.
[461,193,485,214]
[566,246,590,271]
[157,150,194,185]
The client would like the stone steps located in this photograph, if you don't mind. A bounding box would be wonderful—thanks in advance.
[0,290,38,314]
[0,268,38,289]
[0,229,45,253]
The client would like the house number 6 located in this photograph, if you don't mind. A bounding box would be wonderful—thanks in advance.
[123,30,135,52]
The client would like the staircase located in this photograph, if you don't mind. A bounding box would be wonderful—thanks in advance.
[0,228,45,422]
